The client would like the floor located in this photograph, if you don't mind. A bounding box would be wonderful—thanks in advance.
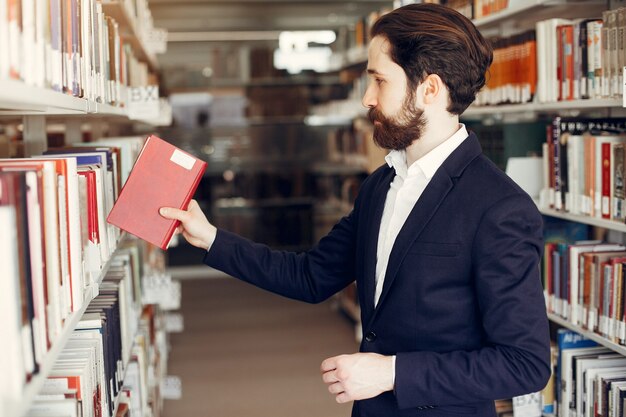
[162,271,359,417]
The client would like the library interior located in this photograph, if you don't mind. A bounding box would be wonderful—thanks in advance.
[5,0,626,416]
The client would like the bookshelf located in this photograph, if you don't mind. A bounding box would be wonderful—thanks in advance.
[463,98,625,118]
[3,233,129,417]
[0,79,124,116]
[539,206,626,233]
[0,1,172,415]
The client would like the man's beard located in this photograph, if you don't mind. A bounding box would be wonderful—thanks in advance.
[368,92,426,151]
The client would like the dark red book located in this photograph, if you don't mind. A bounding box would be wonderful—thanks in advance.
[106,135,207,250]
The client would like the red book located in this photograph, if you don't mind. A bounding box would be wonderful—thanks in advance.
[106,135,207,250]
[602,142,611,219]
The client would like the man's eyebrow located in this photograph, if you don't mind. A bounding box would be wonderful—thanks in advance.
[367,69,384,76]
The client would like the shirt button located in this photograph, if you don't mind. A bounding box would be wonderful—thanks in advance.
[364,331,377,342]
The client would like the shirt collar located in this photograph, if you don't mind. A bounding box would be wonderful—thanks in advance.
[385,124,468,180]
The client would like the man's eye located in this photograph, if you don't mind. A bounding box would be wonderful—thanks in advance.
[375,79,383,85]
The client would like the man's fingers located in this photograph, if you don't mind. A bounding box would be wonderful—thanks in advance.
[159,206,186,220]
[322,371,338,384]
[335,392,351,404]
[320,357,338,373]
[327,382,343,395]
[188,199,200,210]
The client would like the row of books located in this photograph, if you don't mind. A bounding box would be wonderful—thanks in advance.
[0,0,154,106]
[544,241,626,344]
[28,278,169,417]
[2,213,174,416]
[550,329,626,417]
[0,136,145,396]
[476,30,536,106]
[477,13,623,106]
[540,117,626,223]
[536,12,624,104]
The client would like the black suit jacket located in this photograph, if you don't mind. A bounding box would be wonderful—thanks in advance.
[204,132,551,417]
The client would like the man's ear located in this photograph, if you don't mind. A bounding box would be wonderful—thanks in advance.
[421,74,444,105]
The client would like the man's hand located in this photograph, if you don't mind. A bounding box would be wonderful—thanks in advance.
[159,199,217,250]
[321,353,394,404]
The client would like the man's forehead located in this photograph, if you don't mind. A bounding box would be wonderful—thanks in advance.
[367,37,393,70]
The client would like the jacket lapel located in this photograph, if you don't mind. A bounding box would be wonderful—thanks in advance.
[367,132,483,322]
[361,167,395,318]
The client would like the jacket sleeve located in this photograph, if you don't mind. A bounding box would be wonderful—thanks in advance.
[394,193,551,408]
[203,201,360,304]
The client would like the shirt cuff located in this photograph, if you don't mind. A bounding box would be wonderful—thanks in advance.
[391,355,396,386]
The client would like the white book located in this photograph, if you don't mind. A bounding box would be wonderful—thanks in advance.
[33,0,46,87]
[538,18,574,103]
[576,354,624,416]
[26,399,79,417]
[592,368,626,417]
[32,157,85,313]
[8,0,23,79]
[609,381,626,417]
[21,0,35,85]
[0,0,9,78]
[592,20,604,99]
[72,323,109,414]
[0,206,26,407]
[57,176,71,317]
[25,171,47,367]
[561,346,611,417]
[81,0,92,99]
[583,362,626,417]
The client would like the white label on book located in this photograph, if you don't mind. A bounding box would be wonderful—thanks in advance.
[41,378,69,392]
[620,321,626,340]
[162,375,182,400]
[128,86,159,120]
[170,149,196,170]
[512,392,542,417]
[589,310,597,330]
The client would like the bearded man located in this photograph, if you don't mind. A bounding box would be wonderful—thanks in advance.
[160,3,551,416]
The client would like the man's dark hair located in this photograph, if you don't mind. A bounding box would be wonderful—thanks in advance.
[371,3,493,115]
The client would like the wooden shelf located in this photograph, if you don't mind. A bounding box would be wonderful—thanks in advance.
[101,1,158,71]
[6,234,128,417]
[548,313,626,356]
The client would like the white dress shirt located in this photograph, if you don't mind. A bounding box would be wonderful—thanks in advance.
[374,124,469,306]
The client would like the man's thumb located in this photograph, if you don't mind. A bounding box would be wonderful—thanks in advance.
[159,207,182,219]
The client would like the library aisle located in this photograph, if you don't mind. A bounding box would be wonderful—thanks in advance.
[162,273,358,417]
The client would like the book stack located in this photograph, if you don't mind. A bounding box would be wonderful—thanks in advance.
[0,0,158,106]
[551,328,626,417]
[543,241,626,341]
[535,12,626,104]
[540,117,626,223]
[476,31,537,106]
[24,239,172,417]
[0,135,145,412]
